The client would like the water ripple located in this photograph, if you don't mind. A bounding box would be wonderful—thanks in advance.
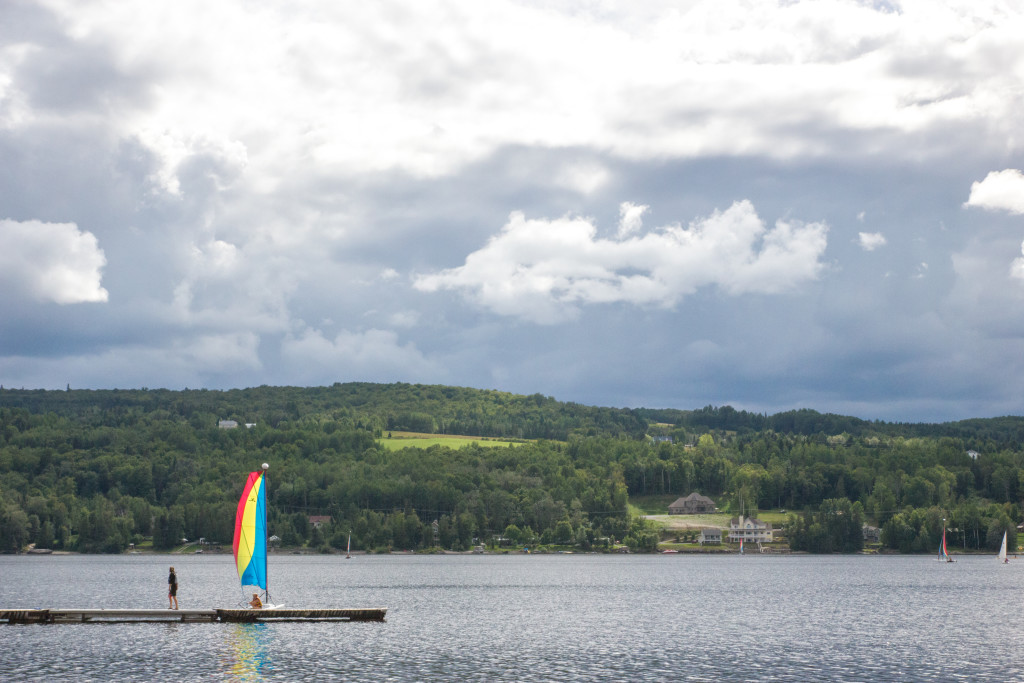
[1,554,1022,681]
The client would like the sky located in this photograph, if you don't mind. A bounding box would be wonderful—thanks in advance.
[2,0,1024,423]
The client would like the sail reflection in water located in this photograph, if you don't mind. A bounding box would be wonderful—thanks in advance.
[222,623,274,679]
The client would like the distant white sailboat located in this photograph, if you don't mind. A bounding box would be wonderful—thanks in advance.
[346,532,352,560]
[998,531,1008,564]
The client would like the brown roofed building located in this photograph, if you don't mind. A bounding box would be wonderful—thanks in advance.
[308,515,332,529]
[667,492,716,515]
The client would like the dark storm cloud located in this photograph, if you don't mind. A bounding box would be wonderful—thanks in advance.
[3,1,1024,422]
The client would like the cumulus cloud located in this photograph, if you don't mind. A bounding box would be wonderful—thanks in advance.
[1010,241,1024,281]
[617,202,649,238]
[414,200,828,323]
[5,0,1024,420]
[964,169,1024,214]
[555,161,611,195]
[387,311,421,328]
[11,0,1021,194]
[0,218,108,304]
[135,130,249,197]
[858,232,887,251]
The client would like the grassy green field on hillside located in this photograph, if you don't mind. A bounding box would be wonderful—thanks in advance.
[643,513,733,529]
[631,495,790,520]
[376,431,525,450]
[631,494,792,531]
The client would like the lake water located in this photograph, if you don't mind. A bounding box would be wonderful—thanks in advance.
[0,553,1021,681]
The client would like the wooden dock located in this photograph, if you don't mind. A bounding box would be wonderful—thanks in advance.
[0,607,387,624]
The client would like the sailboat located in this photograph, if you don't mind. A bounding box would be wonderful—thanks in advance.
[999,530,1009,563]
[936,524,955,563]
[739,538,744,555]
[233,464,284,608]
[346,532,352,560]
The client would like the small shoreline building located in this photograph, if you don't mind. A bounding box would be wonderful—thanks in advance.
[308,515,331,529]
[698,528,722,545]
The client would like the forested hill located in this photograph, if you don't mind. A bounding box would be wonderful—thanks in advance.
[639,405,1024,449]
[0,383,647,441]
[5,384,1024,445]
[2,383,1024,556]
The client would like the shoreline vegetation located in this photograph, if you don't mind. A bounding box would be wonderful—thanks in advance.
[19,547,1008,557]
[2,384,1022,556]
[20,545,1012,557]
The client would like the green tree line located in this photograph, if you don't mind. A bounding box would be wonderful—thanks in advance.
[2,386,1024,554]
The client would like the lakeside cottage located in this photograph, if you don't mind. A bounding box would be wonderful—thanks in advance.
[667,492,716,515]
[728,515,773,543]
[308,515,331,529]
[698,528,722,545]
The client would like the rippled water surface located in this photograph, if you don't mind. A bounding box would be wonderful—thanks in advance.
[1,553,1021,681]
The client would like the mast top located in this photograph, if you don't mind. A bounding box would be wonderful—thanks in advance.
[262,463,269,471]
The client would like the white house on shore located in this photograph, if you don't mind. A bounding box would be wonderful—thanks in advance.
[728,515,773,543]
[699,528,722,545]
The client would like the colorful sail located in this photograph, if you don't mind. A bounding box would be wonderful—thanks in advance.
[937,526,952,562]
[233,471,267,590]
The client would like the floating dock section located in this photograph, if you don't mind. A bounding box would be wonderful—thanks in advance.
[0,607,387,624]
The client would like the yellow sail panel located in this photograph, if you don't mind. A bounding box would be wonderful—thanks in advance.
[232,472,267,589]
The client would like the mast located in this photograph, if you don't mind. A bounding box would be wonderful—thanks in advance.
[262,462,270,603]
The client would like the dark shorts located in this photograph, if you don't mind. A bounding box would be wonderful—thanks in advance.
[169,584,177,596]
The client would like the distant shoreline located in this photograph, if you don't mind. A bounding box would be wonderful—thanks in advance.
[7,548,1008,558]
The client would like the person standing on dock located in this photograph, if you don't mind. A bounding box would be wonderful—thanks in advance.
[168,567,178,609]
